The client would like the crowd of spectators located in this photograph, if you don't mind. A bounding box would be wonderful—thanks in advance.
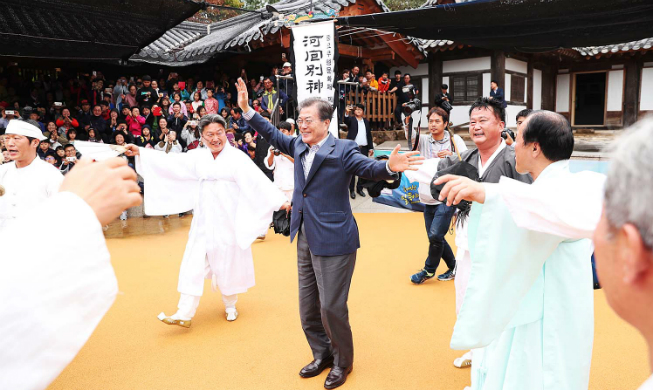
[0,65,300,173]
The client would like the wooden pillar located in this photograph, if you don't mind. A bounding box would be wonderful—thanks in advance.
[428,54,442,107]
[623,57,642,127]
[527,60,534,109]
[491,51,506,90]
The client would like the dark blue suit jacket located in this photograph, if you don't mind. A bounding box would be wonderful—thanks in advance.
[490,88,508,108]
[248,112,395,256]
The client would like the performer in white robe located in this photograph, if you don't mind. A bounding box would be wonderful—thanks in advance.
[0,119,63,232]
[0,157,143,390]
[436,111,605,390]
[126,114,288,327]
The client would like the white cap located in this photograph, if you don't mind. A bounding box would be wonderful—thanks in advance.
[283,62,292,68]
[286,118,295,124]
[5,120,47,141]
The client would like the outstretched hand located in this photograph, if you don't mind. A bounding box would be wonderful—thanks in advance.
[124,144,139,157]
[236,78,250,112]
[387,144,423,172]
[433,174,486,206]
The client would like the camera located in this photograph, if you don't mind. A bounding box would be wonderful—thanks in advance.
[273,149,281,156]
[54,102,63,107]
[67,157,76,162]
[402,98,421,114]
[501,129,516,141]
[5,110,15,116]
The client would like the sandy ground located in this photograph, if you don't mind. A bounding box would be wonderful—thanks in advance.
[49,213,649,390]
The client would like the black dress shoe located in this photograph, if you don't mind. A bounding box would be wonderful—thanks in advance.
[299,356,334,378]
[349,191,356,199]
[356,188,366,197]
[324,365,353,389]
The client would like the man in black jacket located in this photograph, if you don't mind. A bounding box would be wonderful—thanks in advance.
[344,103,374,198]
[136,75,159,109]
[434,84,453,113]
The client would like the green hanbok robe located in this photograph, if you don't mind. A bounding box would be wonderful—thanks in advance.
[451,160,606,390]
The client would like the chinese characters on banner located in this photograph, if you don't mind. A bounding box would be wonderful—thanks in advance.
[291,20,339,136]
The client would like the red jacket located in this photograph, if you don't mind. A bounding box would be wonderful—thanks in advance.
[126,115,145,136]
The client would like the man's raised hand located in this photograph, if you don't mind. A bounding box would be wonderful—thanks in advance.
[433,174,486,206]
[387,144,423,172]
[236,78,250,112]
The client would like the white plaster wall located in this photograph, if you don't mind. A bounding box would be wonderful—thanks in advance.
[483,73,491,97]
[642,68,653,110]
[506,105,528,128]
[450,105,472,127]
[533,69,542,110]
[525,78,528,103]
[442,57,491,73]
[506,58,528,74]
[505,74,512,101]
[420,106,429,128]
[389,63,429,77]
[421,78,430,107]
[442,76,450,87]
[556,74,571,112]
[607,70,624,111]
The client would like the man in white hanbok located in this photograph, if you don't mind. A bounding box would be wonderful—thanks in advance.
[435,111,605,390]
[125,114,289,327]
[594,117,653,390]
[0,157,143,390]
[0,119,63,232]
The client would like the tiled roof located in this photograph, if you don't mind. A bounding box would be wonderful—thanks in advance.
[574,38,653,57]
[131,0,423,66]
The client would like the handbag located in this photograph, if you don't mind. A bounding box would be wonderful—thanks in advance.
[430,141,479,222]
[272,209,291,236]
[441,100,453,112]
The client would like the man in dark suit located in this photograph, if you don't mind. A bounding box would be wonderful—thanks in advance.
[489,80,508,108]
[343,103,374,198]
[236,79,422,389]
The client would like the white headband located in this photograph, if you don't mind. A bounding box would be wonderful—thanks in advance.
[5,120,46,141]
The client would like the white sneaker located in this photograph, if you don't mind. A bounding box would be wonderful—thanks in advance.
[226,308,238,321]
[454,351,472,368]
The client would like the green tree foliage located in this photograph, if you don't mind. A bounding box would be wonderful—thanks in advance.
[186,0,249,24]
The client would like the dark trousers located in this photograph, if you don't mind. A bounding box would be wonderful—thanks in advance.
[423,203,456,274]
[297,224,357,368]
[349,145,370,193]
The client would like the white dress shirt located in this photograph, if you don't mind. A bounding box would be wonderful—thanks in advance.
[354,117,368,147]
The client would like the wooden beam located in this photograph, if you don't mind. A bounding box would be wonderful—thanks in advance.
[492,51,506,90]
[339,43,367,58]
[379,33,419,68]
[429,55,443,107]
[527,61,534,109]
[623,57,642,126]
[281,30,290,49]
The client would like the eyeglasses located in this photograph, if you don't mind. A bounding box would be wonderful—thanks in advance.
[296,118,315,126]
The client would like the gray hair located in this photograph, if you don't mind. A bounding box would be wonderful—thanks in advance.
[297,97,334,122]
[198,114,227,133]
[604,116,653,248]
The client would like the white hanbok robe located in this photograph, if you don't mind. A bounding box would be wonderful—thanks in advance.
[0,156,63,232]
[0,192,117,390]
[135,145,287,297]
[451,160,605,390]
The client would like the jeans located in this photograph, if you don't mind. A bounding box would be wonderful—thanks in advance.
[423,203,456,274]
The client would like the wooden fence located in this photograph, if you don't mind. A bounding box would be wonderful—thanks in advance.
[344,91,397,129]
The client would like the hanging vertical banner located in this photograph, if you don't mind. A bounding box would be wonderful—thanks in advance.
[290,20,339,136]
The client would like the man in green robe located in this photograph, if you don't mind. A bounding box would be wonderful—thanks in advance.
[435,111,605,390]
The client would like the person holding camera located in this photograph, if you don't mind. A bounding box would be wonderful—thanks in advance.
[264,121,295,202]
[58,144,78,175]
[181,118,202,150]
[136,75,159,108]
[155,130,182,154]
[344,103,375,199]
